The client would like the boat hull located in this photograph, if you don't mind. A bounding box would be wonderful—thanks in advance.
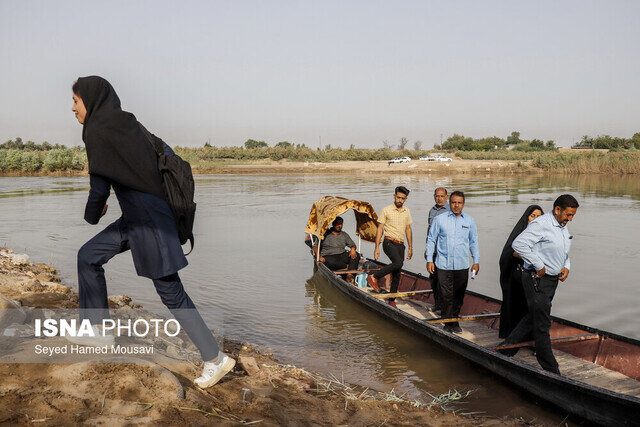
[314,261,640,426]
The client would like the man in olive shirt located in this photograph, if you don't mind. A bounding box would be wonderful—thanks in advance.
[368,186,413,307]
[314,217,360,279]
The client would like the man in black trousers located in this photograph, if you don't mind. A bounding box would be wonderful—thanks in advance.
[367,186,413,308]
[500,194,579,375]
[426,191,480,333]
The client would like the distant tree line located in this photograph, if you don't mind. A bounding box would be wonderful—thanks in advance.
[243,139,300,149]
[440,131,556,152]
[572,133,640,150]
[1,137,68,151]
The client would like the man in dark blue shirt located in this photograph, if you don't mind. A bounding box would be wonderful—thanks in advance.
[426,187,449,314]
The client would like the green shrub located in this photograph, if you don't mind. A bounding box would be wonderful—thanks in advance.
[20,151,44,172]
[43,149,86,171]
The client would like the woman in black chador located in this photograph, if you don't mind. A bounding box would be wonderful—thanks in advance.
[498,204,543,338]
[70,75,234,388]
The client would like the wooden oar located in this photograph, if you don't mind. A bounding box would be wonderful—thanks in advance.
[333,270,378,275]
[488,333,599,350]
[373,290,433,299]
[427,313,501,324]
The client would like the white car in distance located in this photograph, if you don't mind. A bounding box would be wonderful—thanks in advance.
[388,156,411,164]
[419,155,453,162]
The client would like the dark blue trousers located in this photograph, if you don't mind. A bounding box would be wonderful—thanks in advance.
[77,219,219,361]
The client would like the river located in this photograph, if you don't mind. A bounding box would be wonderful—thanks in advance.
[1,173,638,424]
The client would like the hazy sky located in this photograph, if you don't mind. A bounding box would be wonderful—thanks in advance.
[1,0,639,148]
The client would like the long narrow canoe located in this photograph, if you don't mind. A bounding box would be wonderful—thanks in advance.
[313,259,640,426]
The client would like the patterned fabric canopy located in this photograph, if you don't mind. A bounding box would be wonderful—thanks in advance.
[305,196,379,242]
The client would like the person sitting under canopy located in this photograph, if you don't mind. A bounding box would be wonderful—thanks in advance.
[313,217,361,281]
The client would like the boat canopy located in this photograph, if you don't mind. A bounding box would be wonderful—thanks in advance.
[305,196,379,242]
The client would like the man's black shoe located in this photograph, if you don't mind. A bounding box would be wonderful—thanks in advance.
[451,325,462,334]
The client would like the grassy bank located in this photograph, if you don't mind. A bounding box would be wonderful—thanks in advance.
[0,149,86,173]
[531,151,640,174]
[175,146,433,163]
[1,147,640,175]
[456,150,640,174]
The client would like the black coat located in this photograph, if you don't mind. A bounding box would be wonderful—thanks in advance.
[76,75,187,279]
[85,171,188,280]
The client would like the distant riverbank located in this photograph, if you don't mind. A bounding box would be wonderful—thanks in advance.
[1,147,640,176]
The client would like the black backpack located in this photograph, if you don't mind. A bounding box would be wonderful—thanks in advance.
[140,124,196,255]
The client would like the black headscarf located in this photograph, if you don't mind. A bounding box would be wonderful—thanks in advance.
[499,204,544,276]
[75,76,165,200]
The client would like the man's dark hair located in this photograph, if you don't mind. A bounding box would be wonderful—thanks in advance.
[72,80,80,96]
[553,194,579,210]
[449,190,465,201]
[332,216,344,226]
[395,186,410,196]
[434,187,447,195]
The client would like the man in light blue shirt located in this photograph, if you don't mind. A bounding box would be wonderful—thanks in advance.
[500,194,579,375]
[426,191,479,333]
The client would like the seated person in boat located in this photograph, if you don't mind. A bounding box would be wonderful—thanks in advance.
[313,217,361,279]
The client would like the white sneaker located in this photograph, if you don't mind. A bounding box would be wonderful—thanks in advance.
[194,351,236,388]
[65,324,115,346]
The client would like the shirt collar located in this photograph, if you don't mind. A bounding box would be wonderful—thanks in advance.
[447,210,465,218]
[432,204,447,211]
[393,205,407,212]
[549,212,564,228]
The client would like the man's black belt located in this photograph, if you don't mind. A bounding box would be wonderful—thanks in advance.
[521,266,559,279]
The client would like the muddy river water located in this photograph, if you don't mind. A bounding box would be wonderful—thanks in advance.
[1,173,639,423]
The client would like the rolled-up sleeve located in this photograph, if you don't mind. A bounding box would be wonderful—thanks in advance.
[84,174,111,225]
[469,218,479,264]
[512,221,545,272]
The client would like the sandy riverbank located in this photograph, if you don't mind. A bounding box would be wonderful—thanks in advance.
[190,158,530,175]
[0,158,530,177]
[0,248,526,425]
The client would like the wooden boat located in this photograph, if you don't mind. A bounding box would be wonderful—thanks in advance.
[313,261,640,425]
[305,196,640,426]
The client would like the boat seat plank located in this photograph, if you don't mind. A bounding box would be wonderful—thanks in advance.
[455,321,500,346]
[395,302,429,320]
[406,299,439,319]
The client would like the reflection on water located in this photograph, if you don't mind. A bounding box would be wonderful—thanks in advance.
[1,173,639,424]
